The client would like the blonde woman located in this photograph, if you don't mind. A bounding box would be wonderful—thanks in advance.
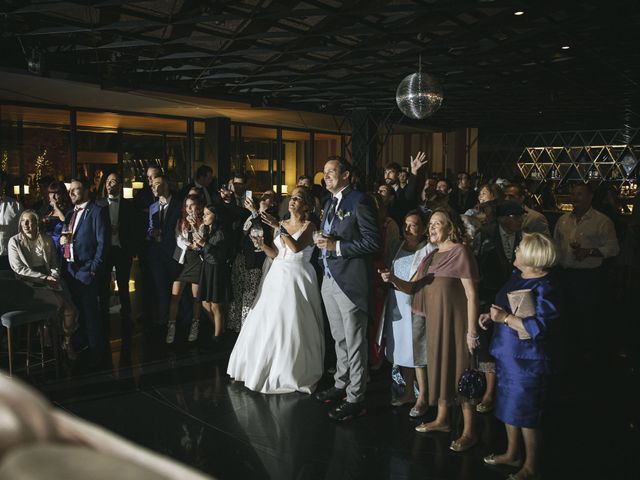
[8,210,77,359]
[479,233,560,480]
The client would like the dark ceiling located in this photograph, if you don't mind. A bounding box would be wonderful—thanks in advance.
[1,0,639,131]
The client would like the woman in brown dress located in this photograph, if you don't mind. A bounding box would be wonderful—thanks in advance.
[380,207,480,452]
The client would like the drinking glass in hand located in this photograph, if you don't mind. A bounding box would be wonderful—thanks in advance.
[312,230,324,243]
[250,226,264,252]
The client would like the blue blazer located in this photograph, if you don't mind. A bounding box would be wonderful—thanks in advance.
[64,202,110,285]
[320,186,381,313]
[147,197,181,258]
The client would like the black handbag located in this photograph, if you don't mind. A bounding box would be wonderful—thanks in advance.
[457,354,486,401]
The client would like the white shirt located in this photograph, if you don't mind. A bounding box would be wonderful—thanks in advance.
[554,207,620,269]
[0,196,23,256]
[108,195,121,247]
[498,224,516,262]
[330,186,349,257]
[69,201,89,262]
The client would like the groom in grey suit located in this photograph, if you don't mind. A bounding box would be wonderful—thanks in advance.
[314,157,381,420]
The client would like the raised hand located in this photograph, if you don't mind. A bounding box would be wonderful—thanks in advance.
[260,211,279,229]
[410,151,428,175]
[244,196,257,213]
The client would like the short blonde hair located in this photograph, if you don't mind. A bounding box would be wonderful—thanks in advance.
[518,232,558,269]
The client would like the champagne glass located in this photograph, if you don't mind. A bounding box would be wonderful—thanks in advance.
[250,226,264,252]
[313,230,324,243]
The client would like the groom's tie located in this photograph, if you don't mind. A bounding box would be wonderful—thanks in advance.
[324,196,339,231]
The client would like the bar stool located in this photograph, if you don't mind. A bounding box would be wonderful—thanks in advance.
[0,277,60,377]
[1,304,60,376]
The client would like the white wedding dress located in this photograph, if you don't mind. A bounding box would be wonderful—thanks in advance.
[227,230,324,394]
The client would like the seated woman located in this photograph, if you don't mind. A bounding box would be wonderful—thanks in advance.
[479,232,560,480]
[8,210,77,359]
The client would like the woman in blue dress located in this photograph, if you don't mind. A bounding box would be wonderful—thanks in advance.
[479,232,560,480]
[383,210,434,416]
[40,181,71,259]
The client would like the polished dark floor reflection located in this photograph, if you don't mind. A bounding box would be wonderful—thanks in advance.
[0,322,630,480]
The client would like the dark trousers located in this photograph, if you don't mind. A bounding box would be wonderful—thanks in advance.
[560,267,602,362]
[100,246,133,339]
[148,245,179,326]
[138,248,155,324]
[107,246,132,315]
[67,274,106,358]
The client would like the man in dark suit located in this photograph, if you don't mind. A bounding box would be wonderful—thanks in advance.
[60,179,110,364]
[96,173,138,340]
[134,166,162,329]
[181,165,216,205]
[147,175,181,335]
[451,171,478,214]
[477,200,525,308]
[384,153,427,228]
[314,157,381,420]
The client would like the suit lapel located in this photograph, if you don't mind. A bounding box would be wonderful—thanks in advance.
[74,204,91,234]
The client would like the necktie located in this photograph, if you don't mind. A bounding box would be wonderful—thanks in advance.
[324,196,339,231]
[159,203,166,225]
[63,207,83,260]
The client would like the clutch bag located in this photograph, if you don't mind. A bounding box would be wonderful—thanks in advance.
[507,289,534,339]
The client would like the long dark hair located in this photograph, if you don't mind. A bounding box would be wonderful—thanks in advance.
[47,181,71,213]
[202,203,220,234]
[179,194,204,232]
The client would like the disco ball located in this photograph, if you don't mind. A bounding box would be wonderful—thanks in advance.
[395,72,443,119]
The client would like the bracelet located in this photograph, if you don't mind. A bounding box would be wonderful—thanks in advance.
[466,333,480,340]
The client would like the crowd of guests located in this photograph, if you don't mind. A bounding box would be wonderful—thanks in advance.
[0,151,635,480]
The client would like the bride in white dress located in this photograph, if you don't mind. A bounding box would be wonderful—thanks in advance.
[227,187,324,394]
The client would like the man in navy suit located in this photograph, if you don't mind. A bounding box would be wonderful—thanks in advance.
[314,157,381,420]
[147,175,181,337]
[181,165,216,205]
[60,179,110,364]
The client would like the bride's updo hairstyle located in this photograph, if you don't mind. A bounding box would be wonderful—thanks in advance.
[290,186,314,218]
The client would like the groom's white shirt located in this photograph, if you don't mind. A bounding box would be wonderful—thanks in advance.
[330,185,349,257]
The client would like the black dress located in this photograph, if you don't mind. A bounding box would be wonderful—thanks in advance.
[198,227,230,303]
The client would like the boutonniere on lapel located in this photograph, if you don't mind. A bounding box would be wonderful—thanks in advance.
[336,209,351,221]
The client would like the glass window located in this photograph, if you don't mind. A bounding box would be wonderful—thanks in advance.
[282,130,310,194]
[0,105,70,207]
[232,125,278,192]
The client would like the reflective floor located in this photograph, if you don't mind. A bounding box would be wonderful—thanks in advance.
[2,322,632,480]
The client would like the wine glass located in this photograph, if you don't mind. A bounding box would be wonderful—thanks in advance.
[313,230,324,243]
[250,226,264,252]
